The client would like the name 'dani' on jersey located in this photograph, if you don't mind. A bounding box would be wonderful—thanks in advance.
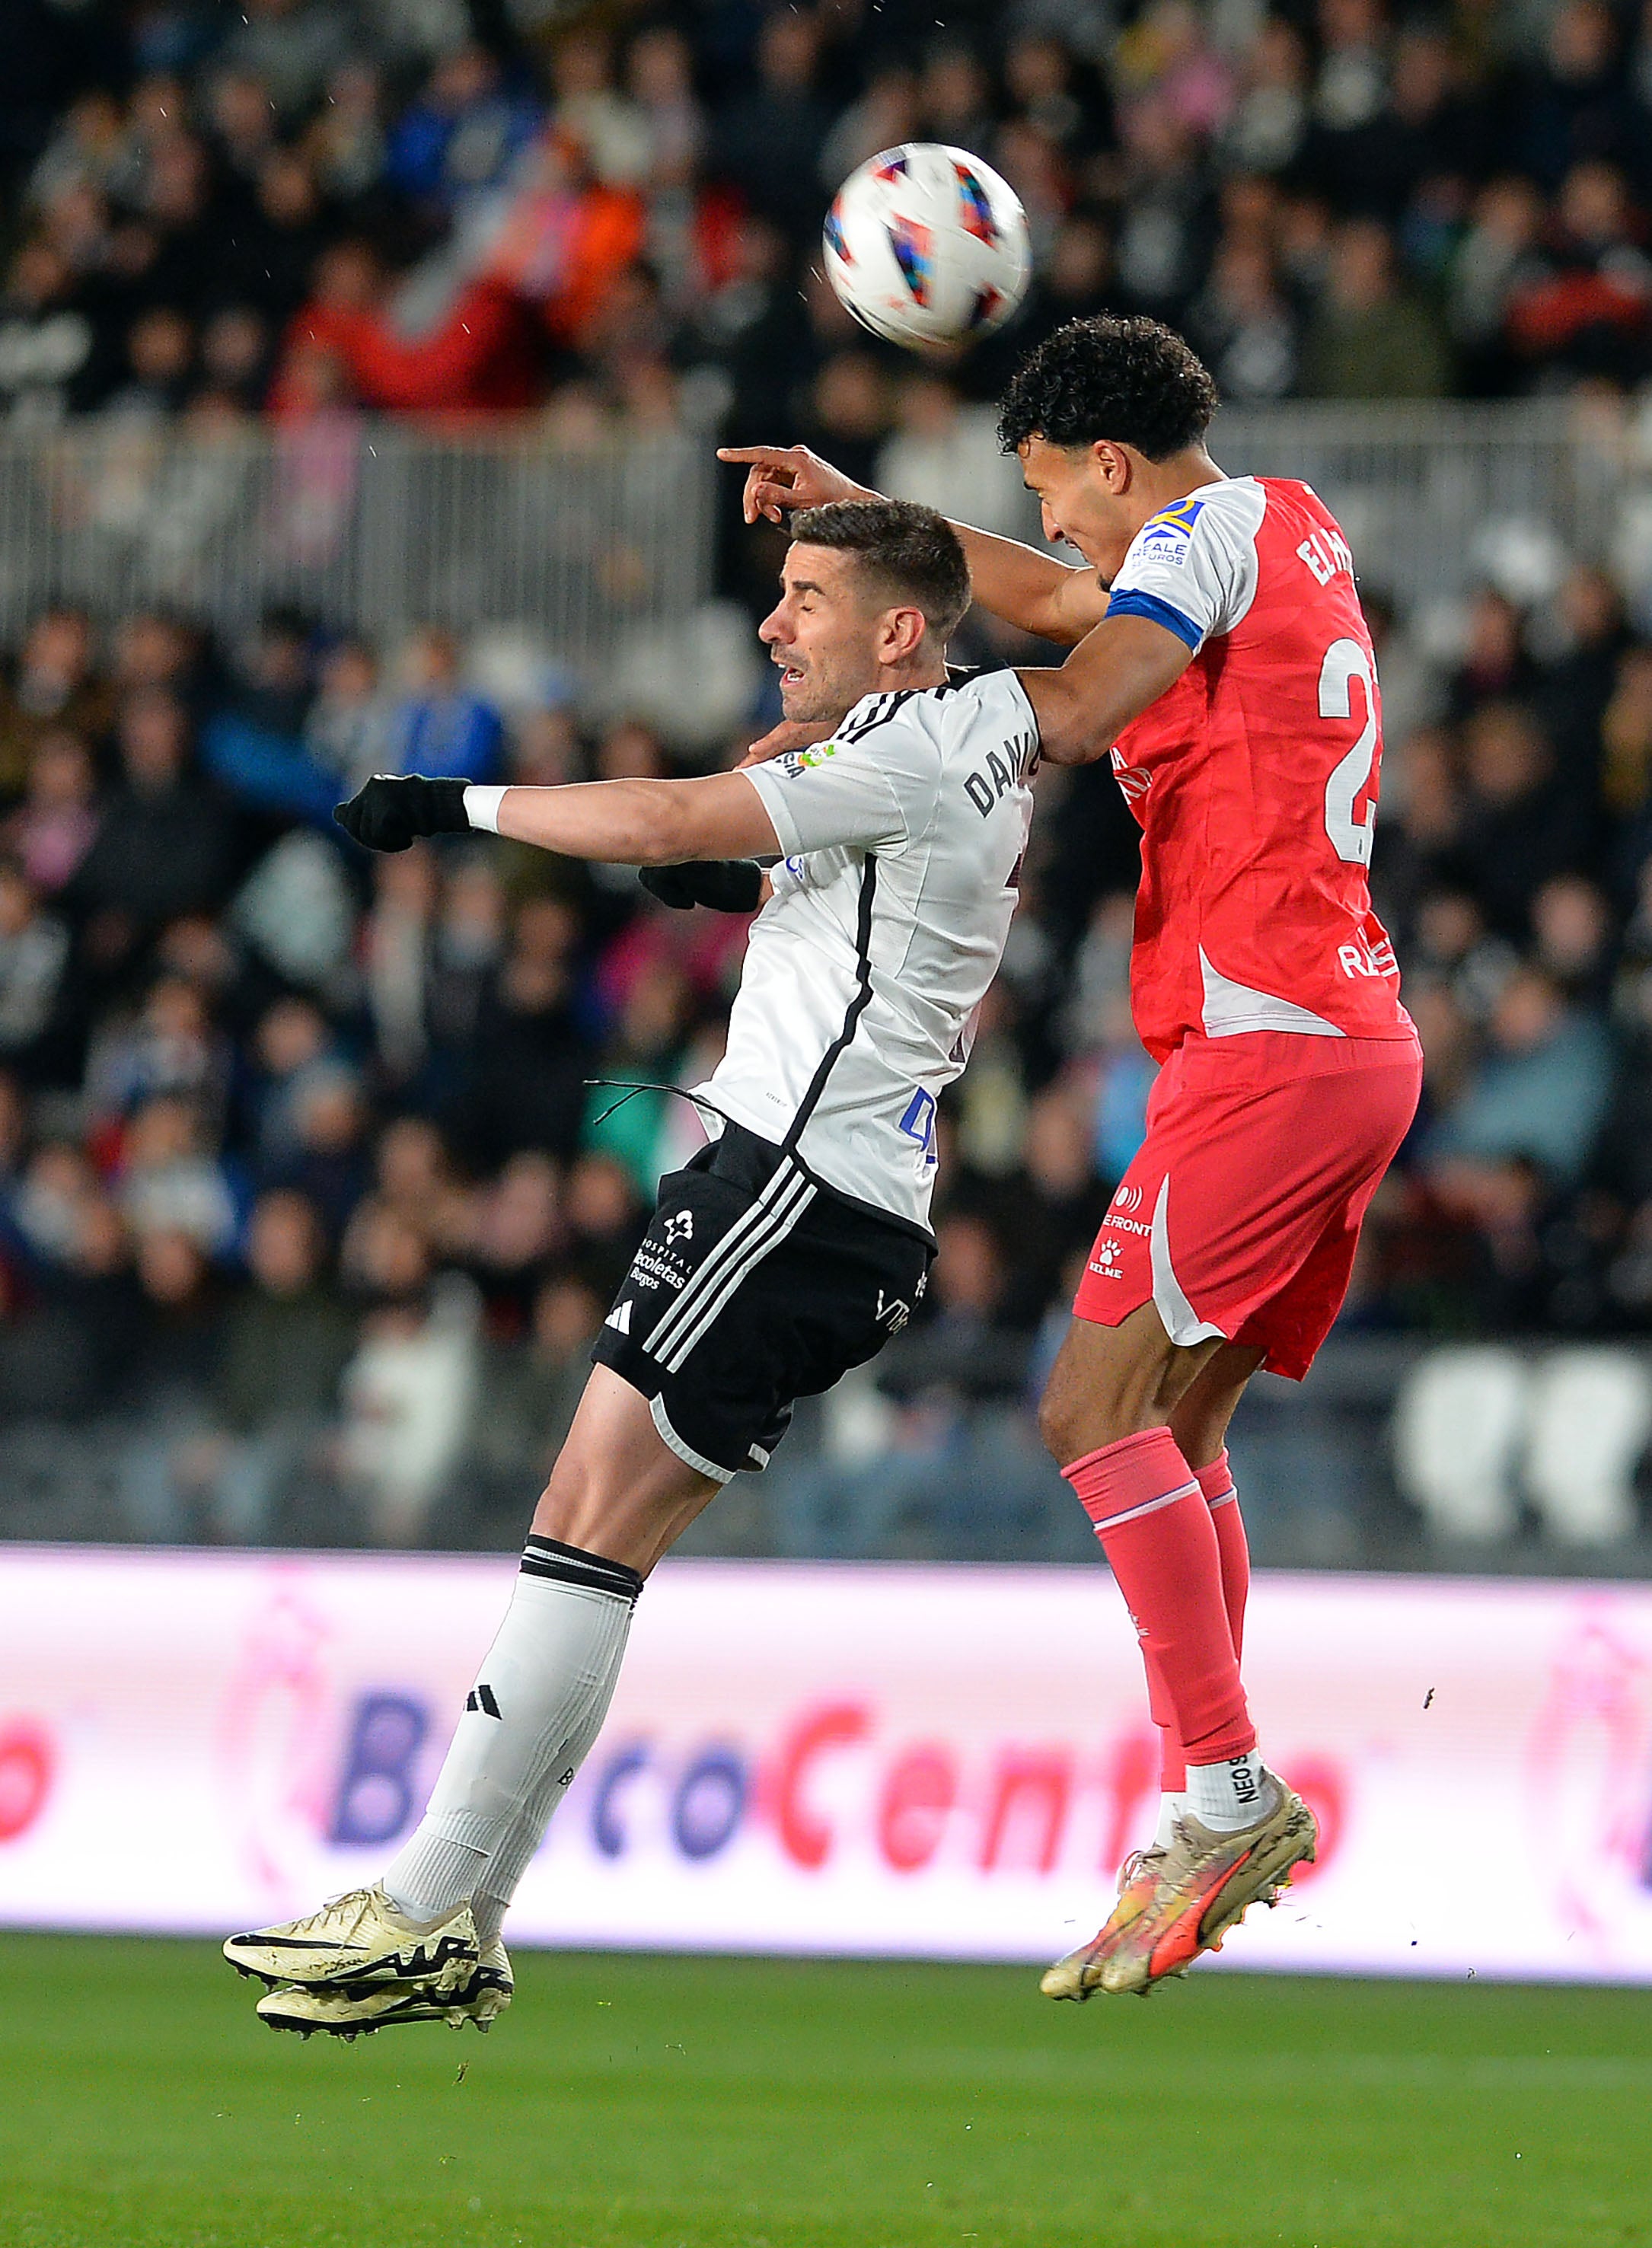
[964,727,1038,818]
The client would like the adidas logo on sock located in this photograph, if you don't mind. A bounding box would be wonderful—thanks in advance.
[465,1684,502,1718]
[604,1300,632,1334]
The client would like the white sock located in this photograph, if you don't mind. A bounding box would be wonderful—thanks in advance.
[1154,1792,1189,1851]
[470,1749,576,1944]
[383,1535,642,1928]
[1185,1749,1274,1834]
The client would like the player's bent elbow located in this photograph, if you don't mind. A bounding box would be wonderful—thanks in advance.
[1030,604,1089,650]
[1045,588,1109,650]
[1032,690,1111,768]
[632,822,686,867]
[1036,732,1102,769]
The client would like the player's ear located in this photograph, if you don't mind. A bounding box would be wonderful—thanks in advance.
[880,604,928,665]
[1092,441,1131,493]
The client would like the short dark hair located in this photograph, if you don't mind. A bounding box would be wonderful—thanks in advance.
[789,498,971,643]
[997,315,1219,461]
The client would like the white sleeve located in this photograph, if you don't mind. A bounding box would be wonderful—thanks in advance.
[1105,480,1265,652]
[741,725,914,857]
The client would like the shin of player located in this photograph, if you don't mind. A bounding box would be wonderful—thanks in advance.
[1032,1305,1316,2001]
[1143,1448,1249,1842]
[231,1379,719,2040]
[1041,1309,1268,1839]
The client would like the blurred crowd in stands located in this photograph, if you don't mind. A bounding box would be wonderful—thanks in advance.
[6,0,1652,456]
[6,0,1652,1555]
[0,549,1649,1554]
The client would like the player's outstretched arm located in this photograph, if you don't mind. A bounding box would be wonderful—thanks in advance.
[717,442,1106,647]
[1016,612,1196,767]
[335,772,781,865]
[952,527,1109,646]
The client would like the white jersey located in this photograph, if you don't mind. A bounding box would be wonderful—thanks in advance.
[697,668,1038,1234]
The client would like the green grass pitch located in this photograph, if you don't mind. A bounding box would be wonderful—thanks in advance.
[3,1934,1650,2248]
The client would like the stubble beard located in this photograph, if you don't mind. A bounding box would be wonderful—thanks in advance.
[777,647,873,730]
[779,669,844,729]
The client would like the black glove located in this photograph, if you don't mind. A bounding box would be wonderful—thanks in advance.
[639,860,764,913]
[334,774,472,853]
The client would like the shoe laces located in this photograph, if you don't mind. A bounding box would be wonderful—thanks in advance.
[287,1886,383,1943]
[1115,1846,1166,1896]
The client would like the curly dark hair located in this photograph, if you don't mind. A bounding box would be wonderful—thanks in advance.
[790,498,971,640]
[997,315,1219,461]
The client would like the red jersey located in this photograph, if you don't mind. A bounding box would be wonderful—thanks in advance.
[1102,475,1412,1064]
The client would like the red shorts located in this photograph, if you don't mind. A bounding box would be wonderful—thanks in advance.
[1072,1029,1423,1381]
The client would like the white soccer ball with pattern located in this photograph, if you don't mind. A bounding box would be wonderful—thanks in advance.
[823,144,1032,350]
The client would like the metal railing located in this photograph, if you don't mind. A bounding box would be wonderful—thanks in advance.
[0,419,715,665]
[886,398,1641,614]
[1210,400,1631,609]
[0,402,1642,662]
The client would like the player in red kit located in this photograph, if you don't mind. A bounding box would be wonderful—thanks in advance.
[726,314,1422,1999]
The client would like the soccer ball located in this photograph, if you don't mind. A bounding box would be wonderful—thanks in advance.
[823,144,1032,350]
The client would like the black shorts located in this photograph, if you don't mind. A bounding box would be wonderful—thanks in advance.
[592,1122,933,1482]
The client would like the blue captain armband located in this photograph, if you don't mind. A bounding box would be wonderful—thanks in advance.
[1105,589,1204,650]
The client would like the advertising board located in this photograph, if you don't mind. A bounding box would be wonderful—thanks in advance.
[2,1548,1648,1979]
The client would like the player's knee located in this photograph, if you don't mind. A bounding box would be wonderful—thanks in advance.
[532,1427,621,1552]
[1038,1320,1174,1464]
[1037,1381,1080,1465]
[1038,1377,1134,1465]
[532,1458,596,1548]
[532,1465,651,1568]
[1169,1398,1226,1472]
[1041,1392,1145,1465]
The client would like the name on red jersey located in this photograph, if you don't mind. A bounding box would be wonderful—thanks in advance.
[1338,933,1398,981]
[1297,528,1354,586]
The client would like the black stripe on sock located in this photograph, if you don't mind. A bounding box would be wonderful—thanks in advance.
[521,1533,643,1603]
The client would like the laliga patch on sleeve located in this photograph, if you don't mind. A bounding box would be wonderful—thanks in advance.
[778,742,841,780]
[1137,497,1206,566]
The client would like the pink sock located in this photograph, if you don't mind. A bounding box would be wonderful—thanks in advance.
[1066,1427,1255,1765]
[1143,1644,1186,1794]
[1195,1449,1249,1662]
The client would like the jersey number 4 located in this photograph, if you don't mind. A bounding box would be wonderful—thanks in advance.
[1319,636,1379,866]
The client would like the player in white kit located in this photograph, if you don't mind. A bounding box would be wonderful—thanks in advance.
[224,499,1040,2035]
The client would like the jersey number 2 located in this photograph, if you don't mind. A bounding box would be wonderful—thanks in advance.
[1319,637,1379,866]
